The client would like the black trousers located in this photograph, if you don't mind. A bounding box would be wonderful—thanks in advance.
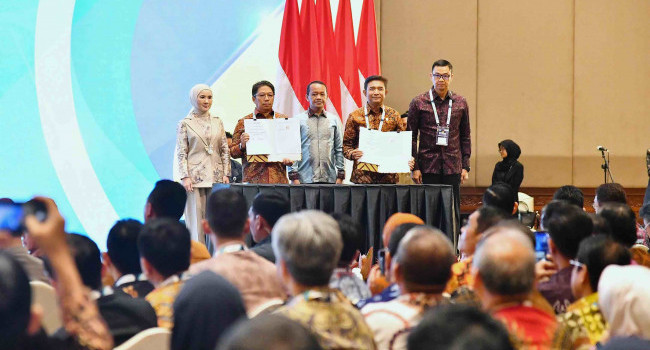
[422,173,461,239]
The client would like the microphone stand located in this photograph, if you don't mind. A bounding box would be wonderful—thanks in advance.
[600,149,614,183]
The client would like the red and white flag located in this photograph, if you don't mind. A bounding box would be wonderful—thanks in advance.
[335,0,362,123]
[357,0,380,92]
[274,0,306,117]
[316,0,341,117]
[299,0,323,111]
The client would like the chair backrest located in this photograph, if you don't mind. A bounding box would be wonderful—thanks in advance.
[114,327,171,350]
[518,192,534,213]
[30,281,62,335]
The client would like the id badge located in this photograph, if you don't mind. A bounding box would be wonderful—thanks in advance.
[436,126,449,146]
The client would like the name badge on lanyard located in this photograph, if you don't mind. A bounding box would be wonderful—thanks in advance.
[429,90,453,147]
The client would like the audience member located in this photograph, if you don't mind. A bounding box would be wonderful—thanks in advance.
[601,336,650,350]
[145,179,211,264]
[48,233,157,346]
[189,189,285,315]
[446,206,509,302]
[328,213,370,304]
[553,185,585,209]
[358,222,422,308]
[598,265,650,345]
[472,226,570,349]
[103,219,153,298]
[366,213,424,296]
[597,202,639,248]
[482,182,517,215]
[218,314,323,350]
[273,210,376,349]
[558,235,631,347]
[593,183,647,245]
[247,191,290,263]
[139,218,191,329]
[598,202,650,267]
[1,197,113,349]
[172,271,247,350]
[589,212,612,236]
[407,304,514,350]
[640,203,650,246]
[538,200,593,313]
[0,199,48,282]
[225,132,243,183]
[592,183,627,211]
[362,226,454,350]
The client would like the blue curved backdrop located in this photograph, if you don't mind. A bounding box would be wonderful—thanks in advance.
[0,0,282,249]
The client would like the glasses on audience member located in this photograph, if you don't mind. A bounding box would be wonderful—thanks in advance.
[569,259,584,271]
[432,74,451,81]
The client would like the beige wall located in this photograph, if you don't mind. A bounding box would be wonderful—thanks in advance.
[380,0,650,188]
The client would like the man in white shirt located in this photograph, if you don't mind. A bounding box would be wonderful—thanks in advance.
[362,226,455,350]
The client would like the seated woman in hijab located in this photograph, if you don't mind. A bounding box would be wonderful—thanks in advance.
[491,139,524,203]
[598,265,650,348]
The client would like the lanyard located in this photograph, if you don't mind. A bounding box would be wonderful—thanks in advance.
[216,243,247,256]
[114,273,148,287]
[429,90,453,126]
[302,290,332,303]
[363,105,385,131]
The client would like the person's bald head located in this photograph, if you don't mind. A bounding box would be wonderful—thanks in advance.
[382,213,424,248]
[393,226,455,293]
[473,228,536,297]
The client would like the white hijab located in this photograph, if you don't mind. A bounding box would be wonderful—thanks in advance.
[189,83,212,116]
[598,264,650,339]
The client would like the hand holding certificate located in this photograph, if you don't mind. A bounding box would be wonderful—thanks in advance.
[244,118,301,161]
[358,129,412,173]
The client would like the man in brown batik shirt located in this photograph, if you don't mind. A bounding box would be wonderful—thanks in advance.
[343,75,408,184]
[230,80,292,184]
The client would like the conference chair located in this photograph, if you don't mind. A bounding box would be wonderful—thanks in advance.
[114,327,171,350]
[30,281,62,334]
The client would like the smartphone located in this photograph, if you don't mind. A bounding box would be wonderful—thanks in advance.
[0,200,47,235]
[378,248,386,276]
[0,202,24,233]
[535,231,549,261]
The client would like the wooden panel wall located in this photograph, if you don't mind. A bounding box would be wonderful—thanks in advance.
[379,0,650,188]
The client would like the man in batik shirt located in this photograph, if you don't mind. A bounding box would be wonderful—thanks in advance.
[230,80,292,184]
[343,75,410,184]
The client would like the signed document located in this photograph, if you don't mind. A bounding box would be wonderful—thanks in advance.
[244,118,301,161]
[358,129,412,173]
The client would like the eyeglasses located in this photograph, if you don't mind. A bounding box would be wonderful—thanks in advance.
[256,93,274,99]
[569,259,584,270]
[433,74,451,81]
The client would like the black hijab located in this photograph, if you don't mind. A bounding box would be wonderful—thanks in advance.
[495,139,521,171]
[172,271,247,350]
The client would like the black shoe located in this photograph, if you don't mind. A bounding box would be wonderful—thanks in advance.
[647,148,650,176]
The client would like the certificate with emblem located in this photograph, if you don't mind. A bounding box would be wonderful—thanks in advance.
[358,129,412,173]
[244,118,301,161]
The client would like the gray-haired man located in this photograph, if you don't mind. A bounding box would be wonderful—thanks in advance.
[273,210,376,350]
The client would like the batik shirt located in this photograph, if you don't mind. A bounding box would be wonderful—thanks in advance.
[276,288,377,350]
[230,110,289,184]
[343,105,405,184]
[557,293,604,348]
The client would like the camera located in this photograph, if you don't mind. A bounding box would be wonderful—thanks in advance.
[0,199,48,236]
